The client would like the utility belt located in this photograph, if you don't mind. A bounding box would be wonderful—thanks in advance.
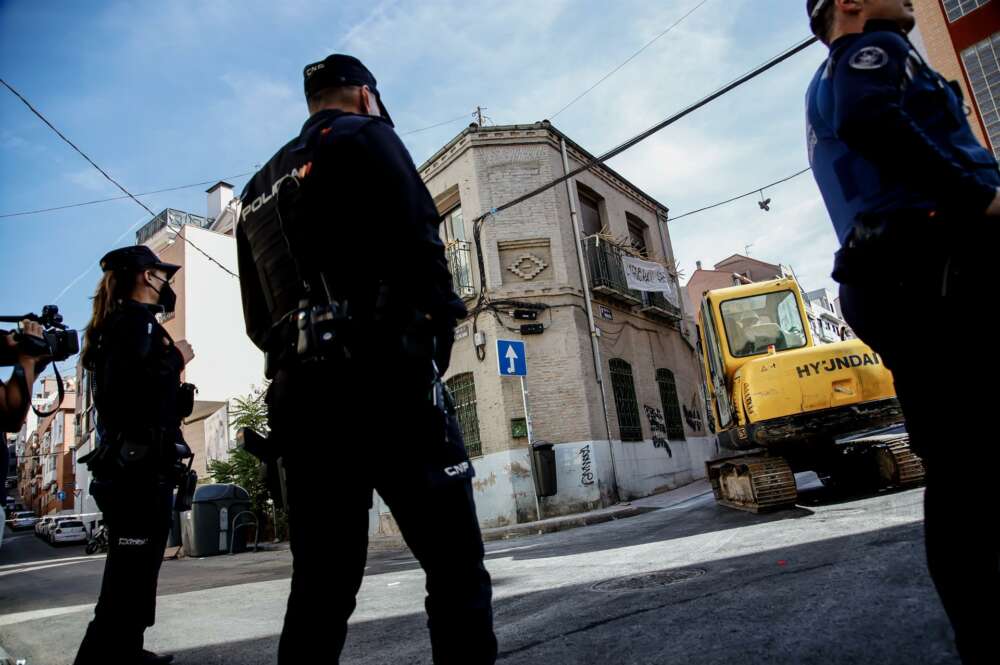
[80,427,197,511]
[832,208,954,292]
[265,298,352,379]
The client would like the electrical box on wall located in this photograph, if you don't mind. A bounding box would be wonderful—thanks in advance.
[512,309,538,320]
[520,324,544,335]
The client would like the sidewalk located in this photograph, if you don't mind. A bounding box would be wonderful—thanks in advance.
[368,478,713,550]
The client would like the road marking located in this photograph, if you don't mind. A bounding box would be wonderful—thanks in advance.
[0,554,104,571]
[0,558,105,578]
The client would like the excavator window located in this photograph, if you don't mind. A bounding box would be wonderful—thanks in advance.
[720,290,807,358]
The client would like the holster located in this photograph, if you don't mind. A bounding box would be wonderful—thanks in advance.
[832,210,948,290]
[237,428,288,511]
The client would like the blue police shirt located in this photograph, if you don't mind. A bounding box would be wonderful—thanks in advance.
[806,20,1000,245]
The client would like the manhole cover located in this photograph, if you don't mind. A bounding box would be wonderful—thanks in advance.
[591,568,706,592]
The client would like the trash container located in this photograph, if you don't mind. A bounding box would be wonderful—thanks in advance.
[531,442,557,498]
[180,484,252,557]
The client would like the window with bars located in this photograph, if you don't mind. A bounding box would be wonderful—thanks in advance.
[445,372,482,457]
[942,0,991,22]
[961,33,1000,159]
[656,368,686,441]
[609,359,643,441]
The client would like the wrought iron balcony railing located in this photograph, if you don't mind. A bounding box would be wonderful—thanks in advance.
[583,237,642,304]
[445,241,477,300]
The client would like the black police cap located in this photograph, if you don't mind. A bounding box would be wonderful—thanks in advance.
[807,0,831,34]
[99,245,180,277]
[302,54,394,127]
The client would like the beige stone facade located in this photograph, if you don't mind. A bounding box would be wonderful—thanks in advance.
[372,122,716,529]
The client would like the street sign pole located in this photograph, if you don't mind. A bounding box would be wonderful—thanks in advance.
[496,339,544,521]
[519,375,542,521]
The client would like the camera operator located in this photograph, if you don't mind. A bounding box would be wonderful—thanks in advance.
[0,319,50,433]
[73,246,196,665]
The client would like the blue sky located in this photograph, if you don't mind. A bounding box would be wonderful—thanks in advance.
[1,0,835,357]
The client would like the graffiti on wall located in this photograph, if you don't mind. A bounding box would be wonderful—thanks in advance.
[580,444,595,486]
[684,391,705,433]
[643,405,673,457]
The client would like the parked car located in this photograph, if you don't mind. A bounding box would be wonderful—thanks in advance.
[37,516,75,538]
[35,516,55,537]
[8,511,39,531]
[50,520,88,546]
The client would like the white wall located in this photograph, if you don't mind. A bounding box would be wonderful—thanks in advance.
[182,226,266,402]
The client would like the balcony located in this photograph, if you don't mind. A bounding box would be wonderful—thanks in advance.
[640,291,682,321]
[583,237,642,305]
[446,241,477,300]
[136,208,212,246]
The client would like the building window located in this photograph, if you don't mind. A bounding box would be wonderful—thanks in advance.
[609,359,643,441]
[943,0,991,22]
[626,213,648,257]
[446,372,482,457]
[961,32,1000,158]
[577,185,604,236]
[443,206,466,243]
[656,368,686,441]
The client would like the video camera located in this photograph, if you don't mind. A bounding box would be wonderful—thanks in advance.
[0,305,79,365]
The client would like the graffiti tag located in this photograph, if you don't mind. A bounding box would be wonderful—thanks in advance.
[580,445,595,486]
[643,405,673,458]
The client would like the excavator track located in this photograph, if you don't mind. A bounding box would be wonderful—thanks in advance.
[874,435,925,487]
[706,455,798,513]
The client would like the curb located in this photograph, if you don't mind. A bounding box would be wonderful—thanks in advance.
[481,504,642,542]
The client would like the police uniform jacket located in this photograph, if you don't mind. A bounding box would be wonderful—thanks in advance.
[806,19,1000,245]
[236,110,467,373]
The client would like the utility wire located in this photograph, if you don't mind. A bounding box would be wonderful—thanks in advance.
[0,172,254,219]
[550,0,711,120]
[472,36,819,228]
[399,113,474,136]
[0,77,239,278]
[668,167,814,222]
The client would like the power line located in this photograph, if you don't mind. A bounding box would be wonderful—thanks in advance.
[0,77,239,279]
[549,0,711,120]
[398,112,474,136]
[0,172,254,219]
[472,36,819,228]
[667,167,813,222]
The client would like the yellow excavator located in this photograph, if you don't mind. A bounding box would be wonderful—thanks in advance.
[697,277,924,512]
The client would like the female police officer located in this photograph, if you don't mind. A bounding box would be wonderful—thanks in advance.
[74,245,196,665]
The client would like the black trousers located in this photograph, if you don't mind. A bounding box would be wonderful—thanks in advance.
[268,364,497,665]
[74,475,174,664]
[840,279,998,665]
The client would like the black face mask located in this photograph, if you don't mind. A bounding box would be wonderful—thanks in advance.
[148,274,177,315]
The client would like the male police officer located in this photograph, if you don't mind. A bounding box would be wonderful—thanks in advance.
[236,54,497,664]
[805,2,1000,662]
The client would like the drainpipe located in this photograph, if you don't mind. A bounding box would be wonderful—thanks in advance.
[560,138,620,503]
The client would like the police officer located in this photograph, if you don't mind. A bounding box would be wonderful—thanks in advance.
[236,54,496,664]
[74,246,197,665]
[805,2,1000,662]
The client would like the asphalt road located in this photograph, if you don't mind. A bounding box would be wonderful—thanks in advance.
[0,479,958,665]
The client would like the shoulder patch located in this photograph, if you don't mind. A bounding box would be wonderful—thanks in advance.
[849,46,889,70]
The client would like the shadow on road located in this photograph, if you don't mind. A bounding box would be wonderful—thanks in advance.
[162,521,953,665]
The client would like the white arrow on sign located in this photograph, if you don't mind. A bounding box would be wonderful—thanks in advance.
[505,345,519,374]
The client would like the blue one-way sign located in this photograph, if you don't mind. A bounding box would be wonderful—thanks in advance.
[497,339,527,376]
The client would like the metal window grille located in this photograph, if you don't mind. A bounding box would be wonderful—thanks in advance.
[609,359,643,441]
[961,33,1000,159]
[656,368,686,441]
[943,0,991,22]
[446,372,482,457]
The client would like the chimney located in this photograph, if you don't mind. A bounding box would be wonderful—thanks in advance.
[206,181,235,222]
[695,260,703,271]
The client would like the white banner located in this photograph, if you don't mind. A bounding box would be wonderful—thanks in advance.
[621,255,679,305]
[204,404,232,464]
